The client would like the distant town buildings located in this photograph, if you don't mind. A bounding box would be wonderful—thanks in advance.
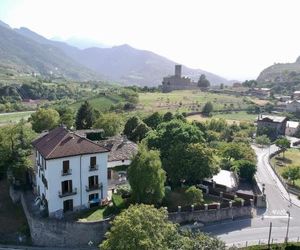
[286,100,300,113]
[285,121,300,136]
[250,88,271,99]
[293,90,300,100]
[162,65,198,93]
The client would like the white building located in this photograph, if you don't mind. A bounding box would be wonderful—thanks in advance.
[32,126,109,218]
[285,121,300,136]
[286,100,300,113]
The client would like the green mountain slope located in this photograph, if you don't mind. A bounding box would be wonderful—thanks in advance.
[0,24,99,81]
[15,25,229,86]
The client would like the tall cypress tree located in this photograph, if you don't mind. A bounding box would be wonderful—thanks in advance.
[75,101,95,129]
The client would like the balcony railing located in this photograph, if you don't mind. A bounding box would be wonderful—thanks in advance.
[61,169,72,176]
[86,183,102,192]
[89,165,99,171]
[58,188,77,198]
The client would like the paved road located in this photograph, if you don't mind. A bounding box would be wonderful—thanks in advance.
[202,145,300,247]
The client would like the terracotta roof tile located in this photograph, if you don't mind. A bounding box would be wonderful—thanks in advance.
[32,126,109,159]
[97,136,138,162]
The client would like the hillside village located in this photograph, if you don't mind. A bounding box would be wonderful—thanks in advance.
[2,4,300,249]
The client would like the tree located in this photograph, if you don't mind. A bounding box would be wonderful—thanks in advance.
[184,186,203,206]
[221,142,256,163]
[143,112,163,129]
[197,74,210,89]
[233,160,257,182]
[30,108,60,133]
[146,119,204,161]
[202,101,213,116]
[255,135,271,147]
[75,101,95,129]
[94,113,121,137]
[163,112,174,122]
[164,143,218,186]
[123,116,140,140]
[0,120,36,183]
[275,137,290,159]
[128,145,166,204]
[55,106,75,129]
[100,204,180,250]
[282,165,300,185]
[180,231,226,250]
[131,122,150,142]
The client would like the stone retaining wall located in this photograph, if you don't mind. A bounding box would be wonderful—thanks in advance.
[21,192,254,247]
[21,193,111,248]
[168,206,253,224]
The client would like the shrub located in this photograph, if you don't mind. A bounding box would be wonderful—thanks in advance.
[112,194,126,211]
[184,186,204,206]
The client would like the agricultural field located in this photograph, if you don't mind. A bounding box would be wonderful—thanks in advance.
[187,111,258,124]
[137,90,254,114]
[0,111,34,125]
[69,94,125,111]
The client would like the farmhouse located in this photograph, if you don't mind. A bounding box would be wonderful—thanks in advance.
[256,115,288,139]
[98,136,138,188]
[32,126,109,218]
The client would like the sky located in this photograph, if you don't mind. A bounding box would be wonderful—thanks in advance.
[1,0,300,81]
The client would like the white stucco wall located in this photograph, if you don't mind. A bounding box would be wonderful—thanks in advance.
[35,151,108,216]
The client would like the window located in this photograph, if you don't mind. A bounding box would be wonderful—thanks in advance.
[63,199,73,212]
[88,175,99,188]
[89,193,99,201]
[61,180,72,194]
[42,174,48,189]
[62,160,70,174]
[90,157,96,167]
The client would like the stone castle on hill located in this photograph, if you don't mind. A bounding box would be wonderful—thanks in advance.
[162,65,199,93]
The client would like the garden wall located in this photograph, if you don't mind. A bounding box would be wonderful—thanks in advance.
[168,205,253,224]
[21,193,111,248]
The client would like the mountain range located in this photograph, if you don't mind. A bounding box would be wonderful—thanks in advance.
[0,20,228,86]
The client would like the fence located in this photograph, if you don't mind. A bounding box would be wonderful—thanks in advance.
[228,237,300,249]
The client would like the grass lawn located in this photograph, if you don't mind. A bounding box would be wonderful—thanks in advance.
[75,194,125,222]
[76,205,114,222]
[187,111,257,124]
[138,90,251,114]
[0,111,35,125]
[271,148,300,188]
[0,180,30,244]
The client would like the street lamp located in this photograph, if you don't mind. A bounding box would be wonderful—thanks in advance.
[285,211,291,243]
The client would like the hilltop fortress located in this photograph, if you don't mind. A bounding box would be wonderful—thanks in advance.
[162,65,198,93]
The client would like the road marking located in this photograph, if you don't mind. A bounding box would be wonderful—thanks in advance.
[271,209,287,216]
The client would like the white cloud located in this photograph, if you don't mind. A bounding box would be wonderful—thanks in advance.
[2,0,300,80]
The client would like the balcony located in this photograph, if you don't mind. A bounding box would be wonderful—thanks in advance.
[58,188,77,198]
[61,169,72,176]
[89,165,99,171]
[86,183,102,192]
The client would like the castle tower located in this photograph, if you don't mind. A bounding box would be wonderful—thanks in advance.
[175,65,182,78]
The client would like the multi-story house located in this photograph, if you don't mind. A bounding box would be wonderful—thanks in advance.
[256,115,288,140]
[32,126,109,218]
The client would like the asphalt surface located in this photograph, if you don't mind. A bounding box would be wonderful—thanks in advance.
[202,145,300,247]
